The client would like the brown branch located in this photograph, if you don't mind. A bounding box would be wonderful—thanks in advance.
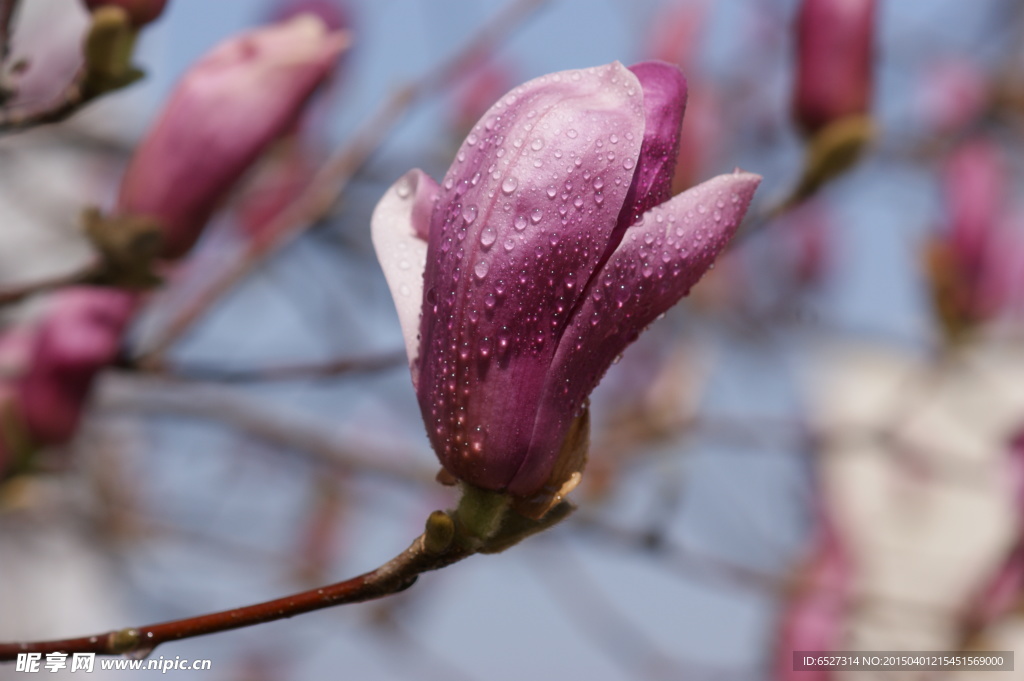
[0,72,103,135]
[100,375,437,486]
[131,348,407,383]
[0,531,474,660]
[137,0,551,365]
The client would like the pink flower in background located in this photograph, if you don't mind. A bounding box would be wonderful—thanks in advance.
[80,0,168,27]
[776,511,851,681]
[793,0,876,134]
[15,287,137,447]
[936,138,1024,323]
[962,430,1024,635]
[944,139,1005,279]
[116,14,349,259]
[918,58,989,134]
[648,0,709,69]
[373,61,760,502]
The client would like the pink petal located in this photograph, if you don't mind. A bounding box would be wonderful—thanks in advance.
[371,170,440,382]
[616,61,687,234]
[509,171,760,495]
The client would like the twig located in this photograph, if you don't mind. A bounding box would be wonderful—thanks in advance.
[137,0,551,365]
[0,73,102,135]
[0,260,101,307]
[132,348,407,383]
[100,375,437,486]
[0,531,474,660]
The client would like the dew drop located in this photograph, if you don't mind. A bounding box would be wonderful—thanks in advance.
[501,177,518,195]
[395,178,412,198]
[514,215,528,230]
[462,205,478,224]
[573,196,584,209]
[480,225,497,247]
[467,133,478,146]
[531,138,544,151]
[531,208,543,224]
[623,157,634,170]
[484,293,497,309]
[593,176,604,190]
[474,260,490,280]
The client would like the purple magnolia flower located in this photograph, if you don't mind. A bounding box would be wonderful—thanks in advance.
[793,0,875,135]
[373,61,760,504]
[116,14,348,259]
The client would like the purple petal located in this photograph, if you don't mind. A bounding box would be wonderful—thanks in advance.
[507,170,761,495]
[371,169,440,383]
[416,62,647,491]
[616,61,688,233]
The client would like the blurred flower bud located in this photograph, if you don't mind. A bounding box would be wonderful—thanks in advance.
[373,61,760,514]
[793,0,876,136]
[81,0,168,28]
[15,287,136,447]
[776,513,851,681]
[926,138,1024,336]
[917,58,989,135]
[115,14,349,259]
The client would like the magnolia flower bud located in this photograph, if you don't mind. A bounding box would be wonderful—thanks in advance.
[115,15,348,259]
[793,0,876,135]
[373,61,760,510]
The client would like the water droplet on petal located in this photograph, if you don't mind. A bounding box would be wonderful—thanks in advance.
[467,133,478,146]
[480,225,497,247]
[514,215,528,230]
[622,157,634,169]
[530,138,544,151]
[462,205,478,224]
[474,260,490,280]
[395,178,412,198]
[501,177,518,195]
[531,208,543,224]
[566,129,578,139]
